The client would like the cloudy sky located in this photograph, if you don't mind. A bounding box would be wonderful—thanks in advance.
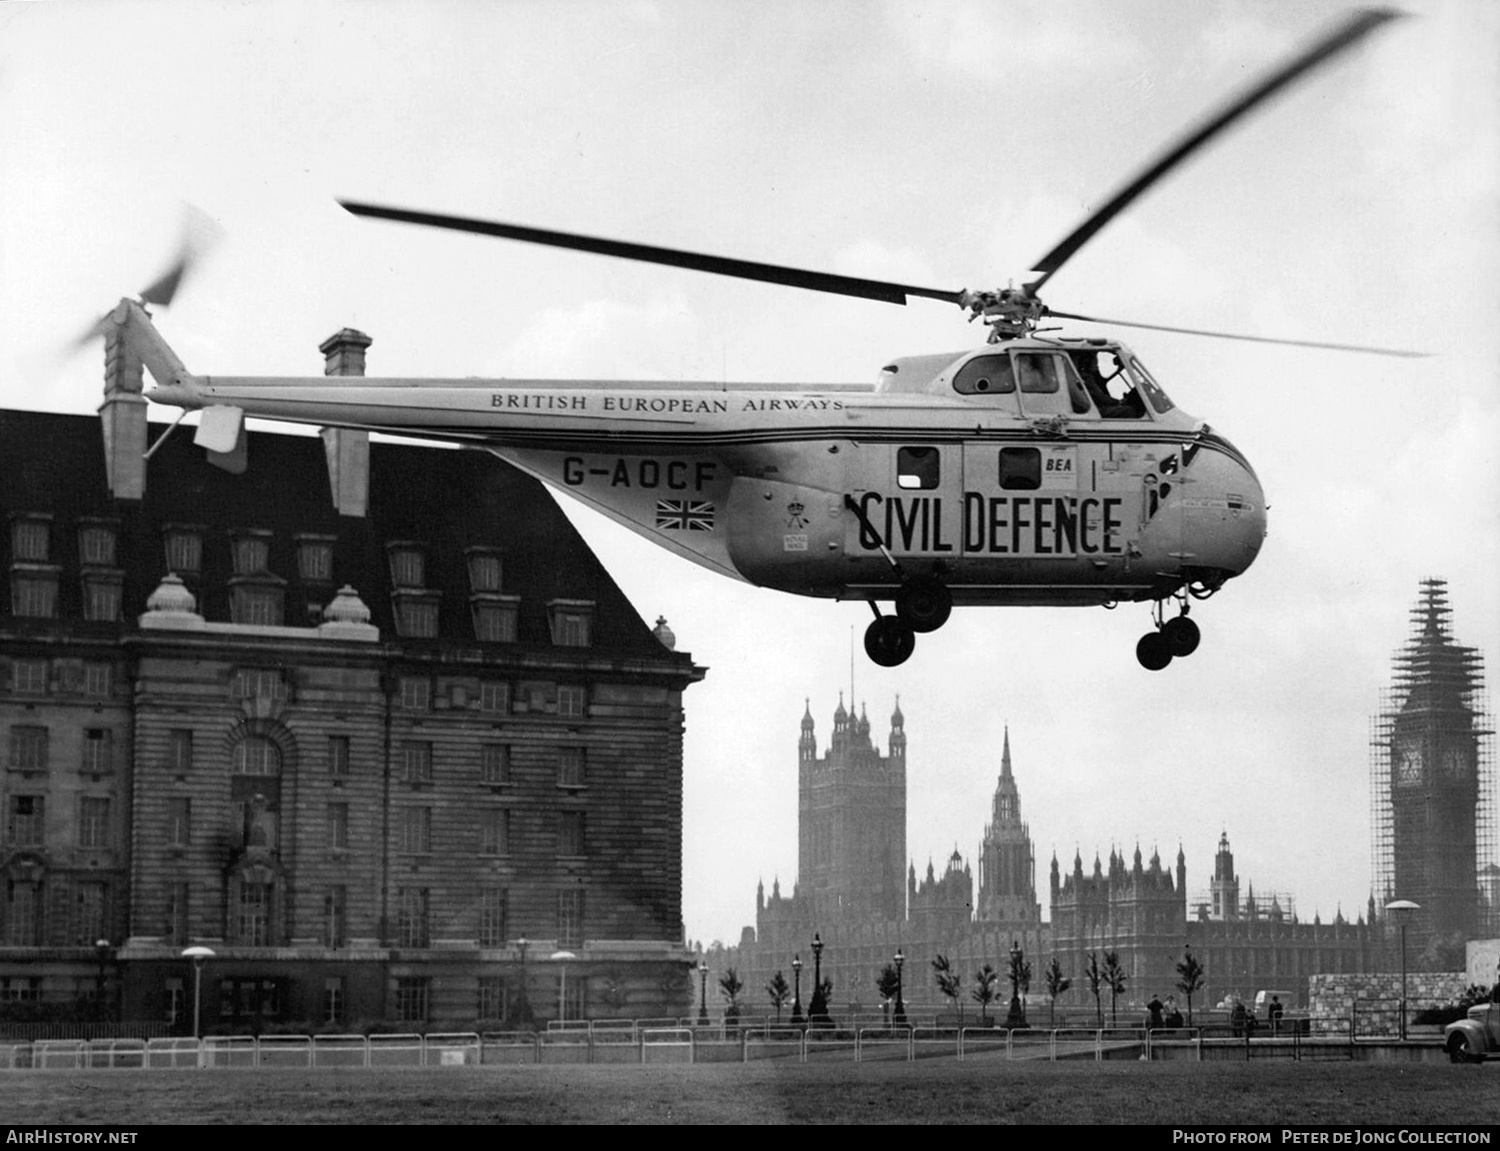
[2,0,1496,949]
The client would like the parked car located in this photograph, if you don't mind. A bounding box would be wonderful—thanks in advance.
[1444,1001,1500,1063]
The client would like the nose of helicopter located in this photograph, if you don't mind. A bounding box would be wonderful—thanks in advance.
[1188,447,1267,581]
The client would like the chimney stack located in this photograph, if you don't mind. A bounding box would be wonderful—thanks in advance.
[318,329,372,517]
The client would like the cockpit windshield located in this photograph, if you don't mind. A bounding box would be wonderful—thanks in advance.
[1124,354,1175,414]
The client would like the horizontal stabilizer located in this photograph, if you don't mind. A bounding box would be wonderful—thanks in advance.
[194,405,244,453]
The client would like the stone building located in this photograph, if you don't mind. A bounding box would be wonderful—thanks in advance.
[729,702,1047,1014]
[728,701,1388,1020]
[1049,832,1385,1011]
[0,340,704,1030]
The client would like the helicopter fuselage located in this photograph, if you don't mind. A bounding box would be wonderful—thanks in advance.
[145,329,1266,612]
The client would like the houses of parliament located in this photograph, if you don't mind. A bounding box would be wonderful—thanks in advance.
[726,590,1497,1013]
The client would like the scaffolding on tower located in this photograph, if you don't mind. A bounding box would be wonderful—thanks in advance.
[1370,579,1496,946]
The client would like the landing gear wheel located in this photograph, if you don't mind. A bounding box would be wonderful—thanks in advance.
[1136,632,1173,671]
[1162,615,1201,657]
[895,579,952,634]
[865,615,917,667]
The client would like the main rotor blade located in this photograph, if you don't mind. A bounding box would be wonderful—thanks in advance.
[340,200,964,308]
[1045,309,1428,358]
[1026,7,1401,293]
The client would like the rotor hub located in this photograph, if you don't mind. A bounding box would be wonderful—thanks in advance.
[961,287,1046,343]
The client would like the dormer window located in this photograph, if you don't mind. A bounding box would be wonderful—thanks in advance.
[466,549,502,593]
[547,600,595,648]
[77,522,117,567]
[162,525,204,578]
[230,530,273,576]
[10,515,51,562]
[387,543,426,589]
[9,571,59,619]
[81,571,123,622]
[296,535,336,583]
[392,591,441,638]
[472,598,520,643]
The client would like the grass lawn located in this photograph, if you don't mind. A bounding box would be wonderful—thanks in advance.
[0,1059,1497,1125]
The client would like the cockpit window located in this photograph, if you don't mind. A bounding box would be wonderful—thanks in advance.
[1125,355,1175,414]
[1070,349,1147,419]
[952,354,1015,396]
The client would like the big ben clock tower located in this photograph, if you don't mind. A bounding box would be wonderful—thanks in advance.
[1373,579,1494,956]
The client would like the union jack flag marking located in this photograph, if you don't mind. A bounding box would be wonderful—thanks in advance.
[656,500,716,531]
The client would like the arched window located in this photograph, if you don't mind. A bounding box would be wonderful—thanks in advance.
[234,737,281,777]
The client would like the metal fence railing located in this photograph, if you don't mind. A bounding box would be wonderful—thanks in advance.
[0,1016,1380,1070]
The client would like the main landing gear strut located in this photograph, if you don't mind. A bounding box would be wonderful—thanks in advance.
[845,495,952,668]
[864,577,954,668]
[1136,597,1201,671]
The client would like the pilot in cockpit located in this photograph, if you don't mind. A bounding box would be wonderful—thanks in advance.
[1071,350,1145,418]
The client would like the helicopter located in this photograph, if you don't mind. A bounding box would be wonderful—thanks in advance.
[102,8,1416,672]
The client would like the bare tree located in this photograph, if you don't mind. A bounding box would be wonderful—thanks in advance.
[1084,952,1104,1027]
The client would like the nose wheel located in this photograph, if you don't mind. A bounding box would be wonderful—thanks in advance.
[1137,602,1201,671]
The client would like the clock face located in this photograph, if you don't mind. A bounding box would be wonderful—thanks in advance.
[1442,746,1471,778]
[1394,741,1424,786]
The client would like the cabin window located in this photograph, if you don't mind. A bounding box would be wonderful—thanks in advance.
[998,448,1042,491]
[1015,353,1060,393]
[896,447,940,491]
[951,354,1015,395]
[1057,357,1095,414]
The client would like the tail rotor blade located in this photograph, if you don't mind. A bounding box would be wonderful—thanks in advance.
[139,203,223,307]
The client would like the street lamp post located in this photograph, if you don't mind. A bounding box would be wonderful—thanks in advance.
[515,938,533,1028]
[809,932,826,1025]
[550,949,577,1024]
[697,961,710,1025]
[893,949,907,1027]
[180,946,215,1039]
[93,938,110,1025]
[790,954,804,1025]
[1385,899,1420,1041]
